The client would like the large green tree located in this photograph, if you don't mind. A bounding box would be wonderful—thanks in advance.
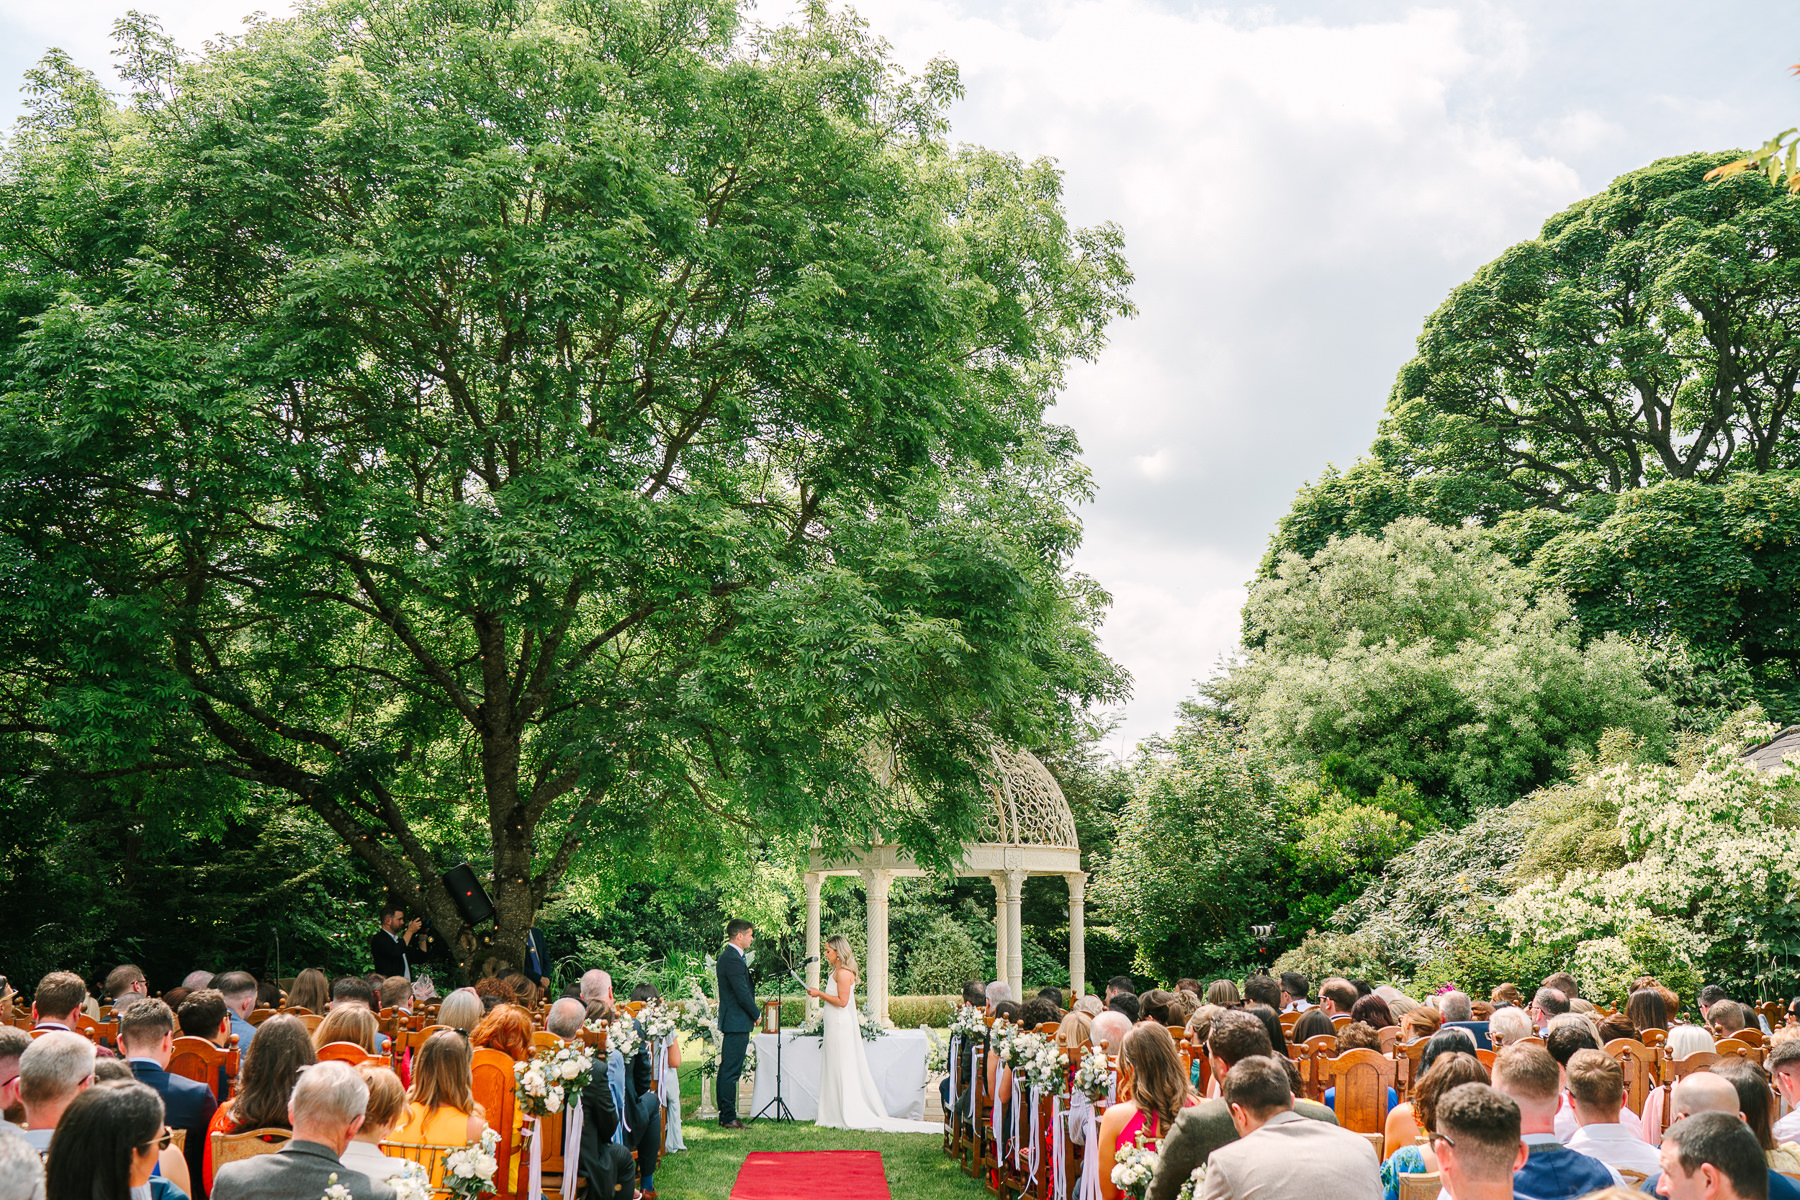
[0,0,1130,971]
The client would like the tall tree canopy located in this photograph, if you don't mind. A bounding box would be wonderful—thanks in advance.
[0,0,1130,969]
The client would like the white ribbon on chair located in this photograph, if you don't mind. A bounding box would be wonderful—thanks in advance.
[1026,1085,1042,1178]
[991,1064,1004,1158]
[1010,1075,1024,1171]
[561,1103,584,1198]
[1051,1095,1067,1200]
[657,1037,684,1152]
[528,1115,544,1200]
[948,1036,961,1120]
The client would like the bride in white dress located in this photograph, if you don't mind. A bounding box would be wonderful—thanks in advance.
[807,935,940,1133]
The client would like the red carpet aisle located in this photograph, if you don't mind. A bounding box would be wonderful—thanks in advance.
[729,1150,892,1200]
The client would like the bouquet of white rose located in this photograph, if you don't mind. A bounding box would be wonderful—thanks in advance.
[927,1035,950,1074]
[1013,1031,1067,1096]
[676,996,717,1042]
[385,1161,433,1200]
[636,1000,679,1044]
[514,1041,595,1118]
[442,1128,501,1199]
[1110,1137,1159,1200]
[947,1003,987,1041]
[793,1011,824,1037]
[606,1017,644,1060]
[1071,1044,1112,1102]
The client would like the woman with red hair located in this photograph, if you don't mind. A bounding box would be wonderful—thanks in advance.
[470,1004,534,1190]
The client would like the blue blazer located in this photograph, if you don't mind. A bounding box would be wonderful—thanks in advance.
[130,1060,217,1198]
[1514,1141,1614,1200]
[716,945,757,1035]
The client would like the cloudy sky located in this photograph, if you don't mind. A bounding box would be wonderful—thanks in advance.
[3,0,1796,752]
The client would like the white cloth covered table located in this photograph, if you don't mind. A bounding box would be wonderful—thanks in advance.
[748,1029,930,1122]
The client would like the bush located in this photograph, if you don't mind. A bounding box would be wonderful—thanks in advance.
[889,995,959,1028]
[1273,930,1393,987]
[901,915,983,995]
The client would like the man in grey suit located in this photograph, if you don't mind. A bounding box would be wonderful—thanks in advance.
[1200,1056,1382,1200]
[212,1060,394,1200]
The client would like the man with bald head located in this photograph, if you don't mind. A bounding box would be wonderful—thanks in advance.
[1634,1072,1800,1198]
[1091,1011,1131,1058]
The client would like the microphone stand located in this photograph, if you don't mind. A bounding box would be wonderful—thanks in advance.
[752,943,804,1123]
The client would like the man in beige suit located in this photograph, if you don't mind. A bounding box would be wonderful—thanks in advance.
[1200,1056,1382,1200]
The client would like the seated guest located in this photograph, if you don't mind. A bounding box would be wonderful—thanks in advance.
[210,974,259,1052]
[1243,1005,1290,1058]
[1562,1049,1658,1175]
[1076,994,1106,1017]
[329,977,379,1016]
[1625,988,1669,1036]
[118,999,215,1196]
[1595,1013,1637,1044]
[28,973,115,1060]
[0,1027,29,1126]
[1177,979,1202,998]
[1544,1022,1641,1141]
[378,978,411,1016]
[1401,1006,1444,1044]
[311,1007,379,1053]
[1351,995,1396,1033]
[1433,1083,1527,1200]
[1206,980,1242,1010]
[1110,993,1141,1023]
[91,1061,190,1194]
[1769,1040,1800,1144]
[254,981,282,1011]
[986,980,1015,1013]
[1529,987,1570,1034]
[1166,990,1199,1031]
[1384,1030,1480,1157]
[285,970,329,1015]
[986,1001,1022,1103]
[103,966,149,1012]
[1291,1009,1335,1044]
[1654,1111,1772,1200]
[1542,973,1580,1001]
[1092,1011,1131,1059]
[1489,1005,1534,1051]
[435,988,484,1033]
[1323,1024,1397,1114]
[211,1061,391,1200]
[339,1066,412,1183]
[181,973,215,992]
[1243,976,1281,1012]
[44,1080,185,1200]
[1319,979,1359,1018]
[0,1124,42,1199]
[1098,1023,1196,1200]
[395,1031,488,1147]
[1199,1055,1381,1200]
[1106,977,1135,1004]
[161,989,192,1016]
[940,980,990,1113]
[1712,1001,1751,1041]
[1644,1072,1800,1198]
[1491,1043,1617,1198]
[1379,1053,1488,1200]
[177,991,231,1047]
[1643,1023,1719,1145]
[1020,997,1061,1031]
[1492,983,1524,1010]
[1037,986,1066,1014]
[1143,990,1176,1025]
[470,1004,532,1062]
[1145,1011,1339,1200]
[1057,1010,1095,1051]
[1442,990,1492,1050]
[1278,973,1311,1015]
[1712,1058,1800,1177]
[200,1015,315,1191]
[17,1033,96,1151]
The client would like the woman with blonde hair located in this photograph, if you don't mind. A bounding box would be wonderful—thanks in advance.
[1641,1023,1719,1145]
[1096,1022,1196,1199]
[806,934,938,1132]
[436,987,484,1032]
[1056,1009,1094,1050]
[396,1030,489,1149]
[1204,980,1241,1009]
[285,969,329,1014]
[340,1065,414,1181]
[311,1005,379,1052]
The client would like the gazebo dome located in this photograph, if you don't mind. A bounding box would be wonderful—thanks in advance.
[978,745,1078,848]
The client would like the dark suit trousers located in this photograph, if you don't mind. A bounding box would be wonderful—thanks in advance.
[717,1030,748,1122]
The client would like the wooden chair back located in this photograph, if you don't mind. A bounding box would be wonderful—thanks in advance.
[1279,1012,1300,1035]
[1666,1051,1722,1085]
[1731,1027,1767,1047]
[1475,1048,1496,1068]
[1330,1014,1353,1031]
[292,1013,324,1032]
[405,1024,454,1052]
[1395,1039,1429,1100]
[621,1001,645,1016]
[1604,1039,1657,1116]
[966,1041,992,1180]
[247,1008,278,1027]
[315,1041,383,1069]
[470,1047,520,1190]
[1300,1035,1339,1101]
[211,1127,290,1169]
[579,1026,608,1057]
[1037,1022,1060,1036]
[1377,1026,1402,1055]
[381,1139,459,1187]
[1758,1002,1786,1032]
[1620,1168,1649,1188]
[1320,1048,1396,1134]
[168,1035,239,1100]
[1640,1028,1667,1047]
[1716,1038,1767,1065]
[532,1030,566,1051]
[538,1107,571,1197]
[1397,1172,1441,1200]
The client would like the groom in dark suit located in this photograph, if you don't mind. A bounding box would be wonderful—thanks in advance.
[715,919,757,1129]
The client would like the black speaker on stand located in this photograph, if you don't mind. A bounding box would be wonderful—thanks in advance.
[443,863,497,926]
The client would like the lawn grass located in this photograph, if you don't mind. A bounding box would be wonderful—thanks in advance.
[652,1056,989,1200]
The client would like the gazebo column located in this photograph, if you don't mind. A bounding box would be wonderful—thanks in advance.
[1066,871,1088,998]
[1004,869,1026,1002]
[990,874,1010,992]
[860,867,893,1022]
[804,871,823,1017]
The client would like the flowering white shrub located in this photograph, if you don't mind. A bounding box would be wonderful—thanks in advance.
[514,1042,596,1118]
[442,1128,500,1199]
[1499,724,1800,991]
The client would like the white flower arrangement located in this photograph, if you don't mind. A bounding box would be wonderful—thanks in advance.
[606,1017,644,1060]
[386,1161,433,1200]
[320,1175,353,1200]
[677,996,717,1042]
[927,1036,950,1074]
[442,1128,501,1199]
[513,1041,595,1119]
[1111,1137,1160,1200]
[636,1000,679,1044]
[793,1011,825,1037]
[1174,1172,1200,1200]
[857,1002,888,1042]
[947,1003,987,1040]
[1011,1030,1066,1095]
[1072,1044,1112,1102]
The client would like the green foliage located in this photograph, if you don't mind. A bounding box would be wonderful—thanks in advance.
[1571,924,1702,1010]
[1221,518,1672,815]
[0,0,1130,969]
[1271,931,1394,988]
[899,915,983,996]
[888,994,960,1029]
[1407,934,1567,1002]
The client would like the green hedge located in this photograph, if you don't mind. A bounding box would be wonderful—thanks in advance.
[756,993,965,1030]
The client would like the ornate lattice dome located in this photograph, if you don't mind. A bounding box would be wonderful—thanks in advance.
[977,745,1078,848]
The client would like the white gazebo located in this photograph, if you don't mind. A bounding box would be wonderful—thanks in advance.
[803,743,1086,1020]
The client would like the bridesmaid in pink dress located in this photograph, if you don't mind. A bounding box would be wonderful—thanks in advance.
[1097,1022,1199,1199]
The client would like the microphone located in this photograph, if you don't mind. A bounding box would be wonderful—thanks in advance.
[801,956,818,965]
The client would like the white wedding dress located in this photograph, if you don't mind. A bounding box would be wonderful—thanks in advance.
[814,971,939,1133]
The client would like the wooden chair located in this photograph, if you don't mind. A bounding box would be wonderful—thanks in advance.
[966,1037,993,1181]
[538,1107,584,1200]
[292,1013,324,1032]
[1716,1038,1767,1065]
[1279,1012,1300,1035]
[1330,1014,1353,1031]
[1319,1048,1396,1134]
[316,1041,384,1069]
[1395,1039,1429,1100]
[1605,1039,1657,1116]
[1620,1168,1648,1188]
[470,1048,520,1194]
[1731,1027,1767,1047]
[532,1029,566,1051]
[168,1035,239,1101]
[1377,1025,1403,1055]
[1662,1052,1722,1133]
[1300,1035,1339,1101]
[381,1139,459,1187]
[212,1127,290,1170]
[1475,1048,1495,1068]
[246,1008,278,1027]
[1759,1002,1785,1031]
[1397,1172,1441,1200]
[1640,1028,1668,1048]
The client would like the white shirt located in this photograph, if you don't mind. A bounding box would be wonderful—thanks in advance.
[1775,1108,1800,1144]
[341,1139,416,1181]
[1281,999,1314,1014]
[1567,1122,1663,1175]
[1554,1092,1642,1141]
